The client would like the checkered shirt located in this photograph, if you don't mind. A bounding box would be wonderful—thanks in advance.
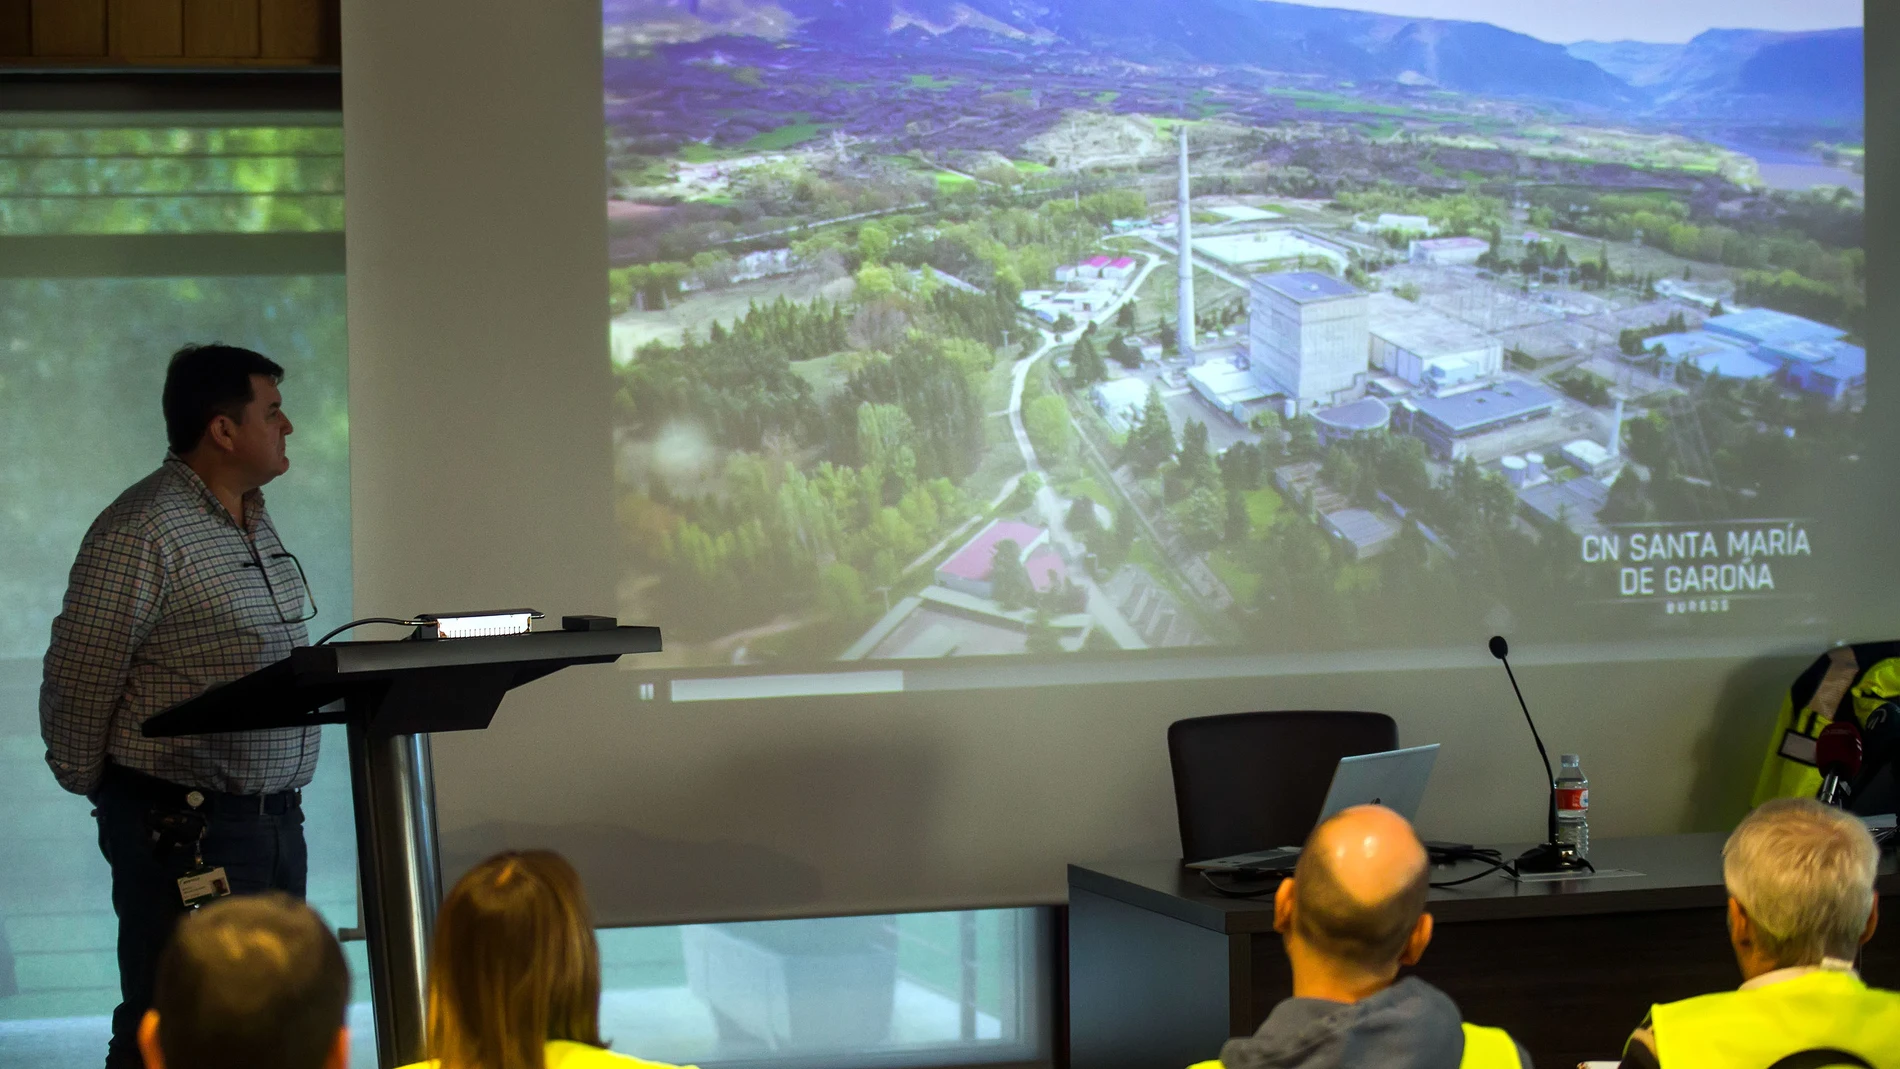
[40,456,317,795]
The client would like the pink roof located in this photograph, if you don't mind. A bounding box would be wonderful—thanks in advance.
[1418,236,1488,249]
[1108,257,1135,268]
[1025,547,1070,592]
[1085,255,1112,267]
[940,520,1046,582]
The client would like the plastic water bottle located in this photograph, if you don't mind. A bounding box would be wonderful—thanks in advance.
[1554,753,1590,861]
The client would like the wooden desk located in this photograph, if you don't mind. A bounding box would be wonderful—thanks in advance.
[1068,834,1900,1069]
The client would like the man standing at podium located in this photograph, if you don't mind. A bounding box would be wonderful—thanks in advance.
[40,344,317,1069]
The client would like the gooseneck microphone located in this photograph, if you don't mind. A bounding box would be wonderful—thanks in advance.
[1488,636,1586,873]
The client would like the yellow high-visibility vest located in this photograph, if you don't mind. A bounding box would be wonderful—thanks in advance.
[1460,1023,1522,1069]
[401,1039,695,1069]
[1185,1022,1520,1069]
[1651,970,1900,1069]
[1752,644,1900,807]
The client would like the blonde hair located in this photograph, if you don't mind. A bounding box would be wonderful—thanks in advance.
[1723,798,1878,968]
[426,851,604,1069]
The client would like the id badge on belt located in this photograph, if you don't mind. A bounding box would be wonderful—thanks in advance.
[178,863,232,908]
[175,791,231,909]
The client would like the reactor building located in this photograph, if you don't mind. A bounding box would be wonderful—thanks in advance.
[1248,271,1370,415]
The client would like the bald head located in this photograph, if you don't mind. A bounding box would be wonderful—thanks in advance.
[1289,805,1431,972]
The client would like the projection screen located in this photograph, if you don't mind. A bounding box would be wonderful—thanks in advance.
[345,0,1892,925]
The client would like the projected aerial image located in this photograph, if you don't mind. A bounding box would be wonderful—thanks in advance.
[604,0,1865,668]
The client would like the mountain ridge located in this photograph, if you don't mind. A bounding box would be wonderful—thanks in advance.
[606,0,1860,119]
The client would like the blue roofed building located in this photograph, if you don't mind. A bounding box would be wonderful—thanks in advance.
[1702,308,1847,350]
[1776,338,1866,401]
[1644,331,1778,380]
[1396,380,1563,459]
[1696,309,1862,400]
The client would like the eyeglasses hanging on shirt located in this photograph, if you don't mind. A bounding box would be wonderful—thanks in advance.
[242,550,319,625]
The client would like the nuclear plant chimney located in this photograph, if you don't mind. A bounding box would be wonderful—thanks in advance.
[1610,396,1625,458]
[1177,126,1195,358]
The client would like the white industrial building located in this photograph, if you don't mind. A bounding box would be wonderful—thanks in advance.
[1248,271,1369,416]
[1186,356,1280,423]
[1353,213,1436,237]
[1562,439,1617,478]
[1196,230,1348,273]
[1408,236,1490,265]
[1090,377,1153,435]
[1366,292,1503,392]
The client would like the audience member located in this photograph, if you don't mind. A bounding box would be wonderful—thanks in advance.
[1191,805,1529,1069]
[137,892,349,1069]
[1619,798,1900,1068]
[407,850,696,1069]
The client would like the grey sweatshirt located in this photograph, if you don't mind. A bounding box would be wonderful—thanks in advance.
[1214,976,1529,1069]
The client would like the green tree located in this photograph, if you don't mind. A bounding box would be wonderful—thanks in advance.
[1124,386,1175,475]
[818,562,869,620]
[1067,494,1100,533]
[1252,517,1346,650]
[1224,488,1252,544]
[857,402,919,496]
[1172,487,1225,552]
[858,223,893,265]
[1116,300,1137,330]
[1070,334,1107,386]
[855,263,897,300]
[1177,419,1219,491]
[1005,470,1043,513]
[1599,469,1655,523]
[1219,440,1264,492]
[989,538,1034,608]
[1286,415,1320,460]
[1053,312,1077,333]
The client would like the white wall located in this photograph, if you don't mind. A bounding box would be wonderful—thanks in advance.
[341,0,1860,927]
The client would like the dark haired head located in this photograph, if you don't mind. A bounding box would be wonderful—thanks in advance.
[145,893,349,1069]
[162,344,285,455]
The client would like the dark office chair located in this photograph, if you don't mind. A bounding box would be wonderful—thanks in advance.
[1168,710,1399,864]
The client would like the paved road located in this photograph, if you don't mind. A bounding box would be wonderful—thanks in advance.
[1001,258,1162,650]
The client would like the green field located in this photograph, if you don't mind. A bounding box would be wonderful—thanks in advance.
[742,122,828,152]
[1242,487,1283,530]
[1269,88,1430,119]
[675,120,828,162]
[907,73,957,90]
[1207,547,1260,606]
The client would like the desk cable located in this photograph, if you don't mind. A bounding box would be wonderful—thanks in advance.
[1426,843,1510,887]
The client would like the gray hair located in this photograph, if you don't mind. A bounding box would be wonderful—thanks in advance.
[1723,798,1878,968]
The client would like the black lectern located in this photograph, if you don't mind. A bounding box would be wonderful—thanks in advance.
[143,626,662,1068]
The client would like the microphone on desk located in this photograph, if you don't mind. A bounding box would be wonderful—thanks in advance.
[1816,714,1864,809]
[1488,636,1587,874]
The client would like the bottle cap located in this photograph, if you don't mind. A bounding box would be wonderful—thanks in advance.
[1560,753,1580,766]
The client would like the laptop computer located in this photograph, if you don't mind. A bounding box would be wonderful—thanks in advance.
[1186,743,1440,872]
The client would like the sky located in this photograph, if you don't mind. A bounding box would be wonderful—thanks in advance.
[1278,0,1863,44]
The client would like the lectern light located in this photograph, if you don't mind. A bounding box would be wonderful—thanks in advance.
[417,609,542,639]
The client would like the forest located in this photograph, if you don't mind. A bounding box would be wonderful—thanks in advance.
[1527,187,1864,331]
[615,277,1017,644]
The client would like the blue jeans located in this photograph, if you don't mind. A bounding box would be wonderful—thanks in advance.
[93,768,307,1069]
